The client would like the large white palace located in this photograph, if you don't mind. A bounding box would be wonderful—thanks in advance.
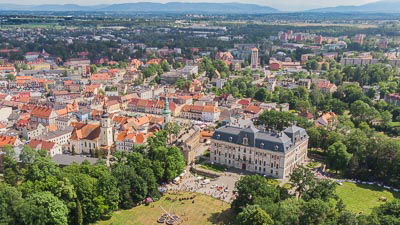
[210,118,308,179]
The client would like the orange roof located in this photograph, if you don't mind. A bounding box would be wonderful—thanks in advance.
[0,66,15,70]
[146,59,162,65]
[16,76,32,81]
[64,80,73,86]
[181,105,219,113]
[31,106,54,119]
[84,84,101,93]
[28,139,56,152]
[130,59,143,68]
[244,105,262,114]
[15,96,30,103]
[71,123,101,141]
[0,135,17,147]
[90,73,111,81]
[47,124,58,132]
[238,99,251,106]
[136,133,145,144]
[201,131,214,137]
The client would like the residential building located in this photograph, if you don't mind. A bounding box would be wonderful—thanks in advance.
[28,139,62,157]
[180,105,221,122]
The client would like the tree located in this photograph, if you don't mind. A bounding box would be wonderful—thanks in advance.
[23,154,61,181]
[90,64,97,74]
[232,175,280,212]
[275,198,302,225]
[370,199,400,225]
[327,141,352,173]
[2,145,20,186]
[289,166,315,198]
[302,180,337,201]
[254,88,270,102]
[257,110,297,130]
[75,200,83,225]
[164,122,181,142]
[18,191,68,225]
[0,182,23,224]
[161,60,170,72]
[5,73,15,81]
[305,60,319,71]
[338,211,360,225]
[350,100,380,125]
[237,205,273,225]
[164,146,186,181]
[175,77,191,91]
[299,199,335,225]
[63,163,119,223]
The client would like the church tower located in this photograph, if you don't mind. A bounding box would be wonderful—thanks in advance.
[100,106,113,147]
[163,97,172,127]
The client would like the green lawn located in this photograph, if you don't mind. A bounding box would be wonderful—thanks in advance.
[388,121,400,127]
[95,192,234,225]
[199,163,227,173]
[336,182,399,214]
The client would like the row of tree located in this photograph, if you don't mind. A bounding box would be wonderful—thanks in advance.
[0,129,185,225]
[232,167,400,225]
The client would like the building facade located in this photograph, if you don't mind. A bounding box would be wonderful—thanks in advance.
[250,48,259,69]
[210,120,308,179]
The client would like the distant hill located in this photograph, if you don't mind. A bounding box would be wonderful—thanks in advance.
[0,2,279,14]
[309,0,400,13]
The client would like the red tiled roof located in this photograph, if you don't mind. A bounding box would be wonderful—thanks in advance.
[31,106,54,119]
[28,139,56,152]
[71,123,101,141]
[0,135,17,147]
[90,73,111,81]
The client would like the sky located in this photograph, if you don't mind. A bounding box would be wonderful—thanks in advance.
[0,0,380,11]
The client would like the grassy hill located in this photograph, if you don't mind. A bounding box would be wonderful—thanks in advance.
[336,182,399,214]
[95,192,234,225]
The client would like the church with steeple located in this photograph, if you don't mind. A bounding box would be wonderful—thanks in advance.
[100,106,113,148]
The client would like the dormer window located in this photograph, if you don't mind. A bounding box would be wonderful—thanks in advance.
[217,134,221,139]
[243,137,248,145]
[260,142,264,148]
[229,136,233,142]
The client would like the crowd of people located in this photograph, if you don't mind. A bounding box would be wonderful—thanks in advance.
[164,171,238,203]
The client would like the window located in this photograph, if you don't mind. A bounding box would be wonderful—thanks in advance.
[229,136,233,142]
[243,137,248,145]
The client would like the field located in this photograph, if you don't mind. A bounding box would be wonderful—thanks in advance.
[336,182,399,214]
[95,192,234,225]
